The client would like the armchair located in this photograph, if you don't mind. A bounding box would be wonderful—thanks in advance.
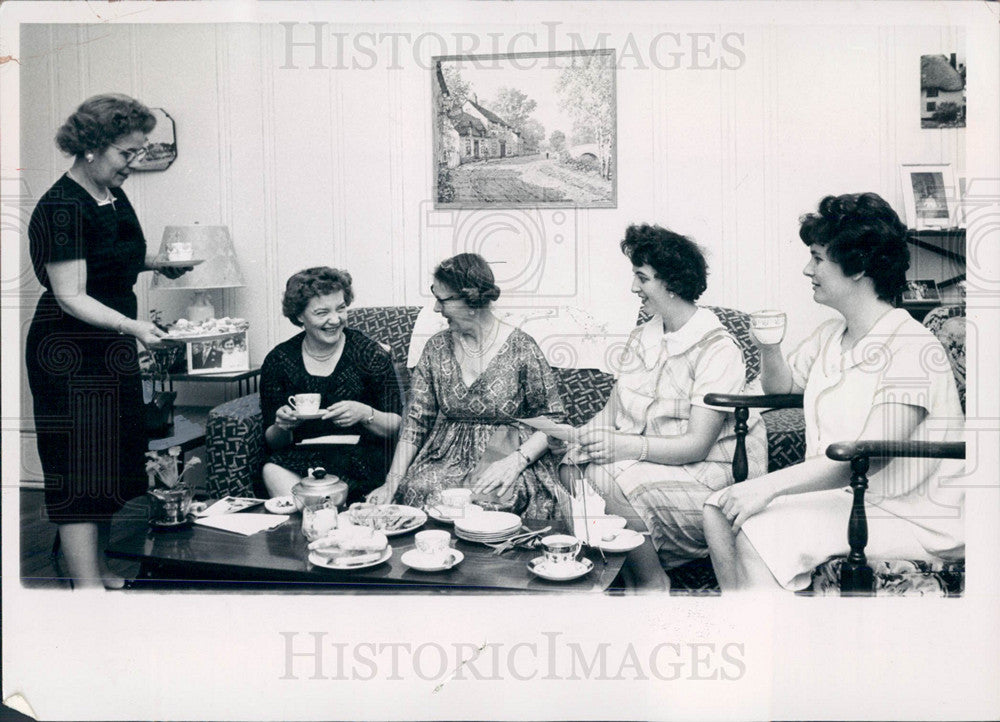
[703,303,967,596]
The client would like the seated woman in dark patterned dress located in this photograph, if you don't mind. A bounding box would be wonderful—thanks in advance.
[366,253,567,521]
[260,267,403,501]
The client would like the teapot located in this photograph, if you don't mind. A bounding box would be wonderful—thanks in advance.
[291,467,348,541]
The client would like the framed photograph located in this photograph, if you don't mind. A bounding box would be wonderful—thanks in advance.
[901,278,941,303]
[899,163,958,229]
[185,331,249,375]
[433,49,617,208]
[921,53,966,129]
[133,107,178,171]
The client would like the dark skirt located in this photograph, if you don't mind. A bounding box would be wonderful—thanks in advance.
[25,295,148,524]
[267,441,393,504]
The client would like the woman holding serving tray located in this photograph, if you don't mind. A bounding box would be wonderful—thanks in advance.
[260,267,403,502]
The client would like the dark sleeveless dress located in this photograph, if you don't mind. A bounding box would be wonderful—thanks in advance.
[25,174,149,523]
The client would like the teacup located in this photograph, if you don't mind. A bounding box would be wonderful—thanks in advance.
[288,393,322,416]
[414,530,452,562]
[541,534,582,566]
[749,310,787,345]
[166,241,193,262]
[439,488,473,512]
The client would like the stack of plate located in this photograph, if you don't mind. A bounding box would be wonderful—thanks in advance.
[454,511,522,544]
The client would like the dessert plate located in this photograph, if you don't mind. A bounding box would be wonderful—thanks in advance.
[593,529,645,553]
[308,546,392,570]
[153,259,205,268]
[527,557,594,581]
[264,496,297,515]
[401,549,463,572]
[425,503,483,524]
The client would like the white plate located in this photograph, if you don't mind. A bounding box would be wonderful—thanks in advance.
[401,548,464,572]
[264,496,297,515]
[425,503,483,524]
[152,258,205,268]
[293,412,327,420]
[454,511,521,535]
[592,529,645,553]
[340,505,428,537]
[527,556,594,581]
[308,546,392,571]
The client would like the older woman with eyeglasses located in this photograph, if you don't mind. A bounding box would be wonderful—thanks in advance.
[367,253,567,520]
[25,93,193,590]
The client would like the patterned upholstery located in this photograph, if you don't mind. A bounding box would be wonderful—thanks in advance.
[761,408,807,471]
[205,392,263,498]
[809,558,965,597]
[922,304,966,412]
[347,306,421,393]
[555,368,615,427]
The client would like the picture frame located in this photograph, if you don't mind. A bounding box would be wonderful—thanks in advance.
[184,331,249,374]
[133,107,178,172]
[433,49,617,209]
[901,278,941,303]
[899,163,959,229]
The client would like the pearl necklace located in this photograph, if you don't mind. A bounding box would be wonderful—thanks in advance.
[302,339,341,362]
[67,169,116,208]
[458,318,500,359]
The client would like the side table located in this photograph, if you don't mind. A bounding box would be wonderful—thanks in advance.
[167,366,261,401]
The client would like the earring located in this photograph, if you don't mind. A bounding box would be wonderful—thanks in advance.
[85,153,94,163]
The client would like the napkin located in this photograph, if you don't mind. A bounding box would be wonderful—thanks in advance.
[298,435,360,445]
[569,478,606,545]
[193,514,288,536]
[516,416,576,442]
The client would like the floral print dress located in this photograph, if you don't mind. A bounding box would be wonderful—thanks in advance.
[394,328,568,520]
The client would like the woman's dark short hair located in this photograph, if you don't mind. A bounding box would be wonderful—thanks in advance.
[433,253,501,309]
[55,94,157,157]
[619,224,708,302]
[282,267,354,326]
[799,193,910,301]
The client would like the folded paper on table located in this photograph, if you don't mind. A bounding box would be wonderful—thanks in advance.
[570,478,607,545]
[516,417,576,442]
[194,496,264,516]
[193,514,288,535]
[298,435,361,445]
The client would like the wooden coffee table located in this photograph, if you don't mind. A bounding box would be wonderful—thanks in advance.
[105,498,636,593]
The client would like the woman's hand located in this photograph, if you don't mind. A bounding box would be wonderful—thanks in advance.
[131,320,169,349]
[322,400,372,427]
[156,265,195,280]
[273,404,302,432]
[366,484,390,505]
[575,427,641,465]
[715,480,776,532]
[472,453,526,501]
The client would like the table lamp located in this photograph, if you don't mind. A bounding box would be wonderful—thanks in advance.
[150,224,245,322]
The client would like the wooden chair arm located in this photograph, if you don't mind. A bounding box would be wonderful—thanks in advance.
[824,439,965,596]
[701,393,803,482]
[703,393,804,409]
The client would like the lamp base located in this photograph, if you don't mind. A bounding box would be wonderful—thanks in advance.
[186,290,216,323]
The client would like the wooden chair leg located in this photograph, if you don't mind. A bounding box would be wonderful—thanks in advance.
[840,455,875,596]
[732,407,749,483]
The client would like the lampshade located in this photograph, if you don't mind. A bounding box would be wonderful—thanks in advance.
[149,225,245,290]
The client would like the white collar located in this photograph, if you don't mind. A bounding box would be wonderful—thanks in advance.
[636,307,725,369]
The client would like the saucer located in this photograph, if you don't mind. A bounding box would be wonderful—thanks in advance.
[401,548,463,572]
[593,529,645,553]
[294,412,327,420]
[425,503,483,524]
[264,496,297,515]
[527,556,594,581]
[153,259,205,268]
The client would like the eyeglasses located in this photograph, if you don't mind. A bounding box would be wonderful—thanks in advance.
[430,287,462,304]
[108,142,149,164]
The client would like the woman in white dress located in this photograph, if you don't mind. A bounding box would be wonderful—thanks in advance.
[563,224,767,590]
[703,193,964,592]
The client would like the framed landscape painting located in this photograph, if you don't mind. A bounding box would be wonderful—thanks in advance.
[433,49,617,209]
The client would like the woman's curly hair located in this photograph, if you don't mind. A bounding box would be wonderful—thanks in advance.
[433,253,501,309]
[620,224,708,302]
[55,94,157,157]
[799,192,910,301]
[282,267,354,326]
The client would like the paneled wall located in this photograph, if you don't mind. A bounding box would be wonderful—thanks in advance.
[17,20,971,479]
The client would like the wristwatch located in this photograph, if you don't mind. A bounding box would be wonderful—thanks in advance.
[365,406,376,425]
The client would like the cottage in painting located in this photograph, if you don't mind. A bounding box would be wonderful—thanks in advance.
[921,54,965,125]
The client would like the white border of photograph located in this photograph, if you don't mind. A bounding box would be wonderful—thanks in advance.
[184,331,250,375]
[899,163,960,230]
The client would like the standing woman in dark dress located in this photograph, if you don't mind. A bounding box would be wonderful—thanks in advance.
[260,267,403,501]
[25,94,192,590]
